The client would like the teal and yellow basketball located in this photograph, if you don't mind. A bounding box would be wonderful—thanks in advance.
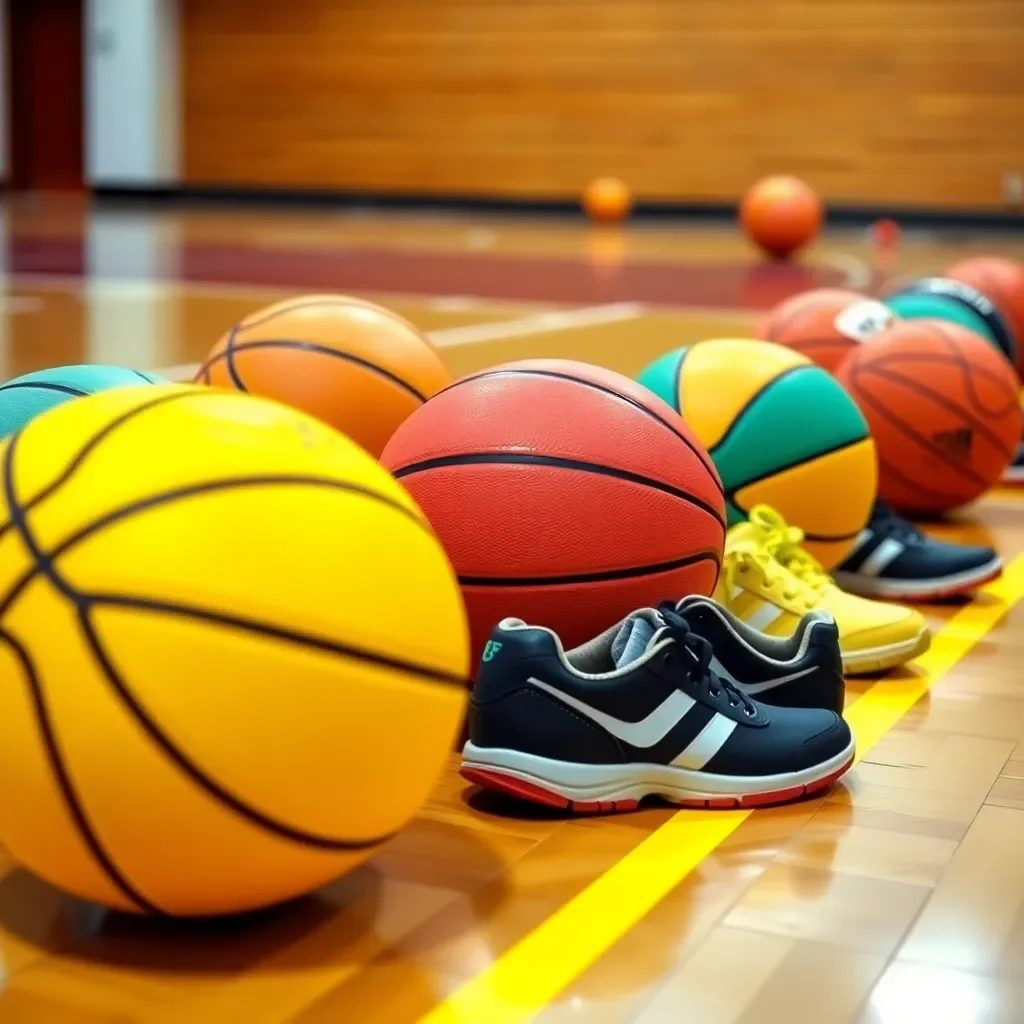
[638,338,876,567]
[0,364,166,439]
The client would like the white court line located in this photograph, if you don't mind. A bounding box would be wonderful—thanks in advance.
[819,250,874,291]
[156,301,647,381]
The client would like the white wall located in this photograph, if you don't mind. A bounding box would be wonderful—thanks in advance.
[85,0,180,187]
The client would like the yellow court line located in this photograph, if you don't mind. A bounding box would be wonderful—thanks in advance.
[420,553,1024,1024]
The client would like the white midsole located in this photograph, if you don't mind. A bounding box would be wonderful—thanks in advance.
[462,739,855,802]
[833,556,1003,598]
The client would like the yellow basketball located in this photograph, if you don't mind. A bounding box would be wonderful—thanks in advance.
[0,384,469,916]
[638,338,877,567]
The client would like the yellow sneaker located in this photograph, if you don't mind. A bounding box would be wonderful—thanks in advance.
[716,505,930,675]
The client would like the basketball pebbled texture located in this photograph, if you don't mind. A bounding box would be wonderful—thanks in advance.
[381,359,726,661]
[837,319,1022,514]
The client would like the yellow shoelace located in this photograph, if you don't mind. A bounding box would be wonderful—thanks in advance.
[724,505,830,608]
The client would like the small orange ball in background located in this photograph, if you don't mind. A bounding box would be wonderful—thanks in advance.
[740,175,824,260]
[582,177,633,223]
[195,294,451,458]
[944,256,1024,378]
[836,319,1023,515]
[757,287,895,374]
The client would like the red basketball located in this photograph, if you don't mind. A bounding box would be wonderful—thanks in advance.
[757,288,895,374]
[381,359,726,663]
[945,256,1024,376]
[836,320,1022,514]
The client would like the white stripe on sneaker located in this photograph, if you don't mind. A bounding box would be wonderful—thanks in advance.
[745,601,785,632]
[527,677,696,749]
[857,537,905,577]
[709,656,817,695]
[672,714,737,770]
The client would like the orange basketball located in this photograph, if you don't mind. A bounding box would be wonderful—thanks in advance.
[582,177,632,223]
[945,257,1024,376]
[381,359,726,664]
[740,175,823,259]
[836,319,1022,514]
[195,294,450,458]
[757,288,895,374]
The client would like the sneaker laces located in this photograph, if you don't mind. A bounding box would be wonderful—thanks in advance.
[869,499,925,545]
[656,602,757,716]
[747,505,831,595]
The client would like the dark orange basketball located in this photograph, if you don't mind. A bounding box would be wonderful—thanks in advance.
[757,288,895,374]
[836,319,1022,514]
[381,359,726,663]
[582,177,633,223]
[194,294,450,457]
[740,175,823,259]
[945,257,1024,376]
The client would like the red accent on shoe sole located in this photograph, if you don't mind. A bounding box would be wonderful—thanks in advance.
[869,565,1003,602]
[461,754,856,815]
[460,767,639,814]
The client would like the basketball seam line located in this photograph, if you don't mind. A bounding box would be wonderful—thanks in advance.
[0,474,463,688]
[458,549,722,587]
[721,434,872,514]
[428,368,725,497]
[0,389,211,546]
[0,450,450,897]
[238,297,378,332]
[875,453,969,503]
[391,452,727,529]
[707,365,817,457]
[727,493,862,544]
[0,382,89,397]
[195,338,430,404]
[224,325,247,392]
[847,377,992,486]
[670,346,689,416]
[858,363,1018,456]
[862,351,1019,400]
[0,627,162,915]
[922,319,1021,416]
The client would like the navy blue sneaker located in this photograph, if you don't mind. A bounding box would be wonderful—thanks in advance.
[461,605,854,813]
[833,500,1002,601]
[674,596,844,713]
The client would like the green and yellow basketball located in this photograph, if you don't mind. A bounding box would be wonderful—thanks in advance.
[637,338,876,568]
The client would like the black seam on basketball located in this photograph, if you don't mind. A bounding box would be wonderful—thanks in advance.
[0,382,89,397]
[721,435,870,499]
[875,453,968,503]
[670,347,688,415]
[391,452,726,528]
[0,443,430,852]
[0,389,216,546]
[0,476,451,687]
[238,297,373,332]
[77,606,397,852]
[428,369,724,496]
[0,628,160,914]
[922,319,1020,410]
[132,370,157,384]
[779,336,858,352]
[224,325,247,392]
[862,351,1019,403]
[458,549,722,587]
[196,338,429,403]
[707,366,810,456]
[856,363,1017,460]
[846,369,991,485]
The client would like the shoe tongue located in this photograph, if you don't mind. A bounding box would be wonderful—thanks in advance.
[610,610,669,668]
